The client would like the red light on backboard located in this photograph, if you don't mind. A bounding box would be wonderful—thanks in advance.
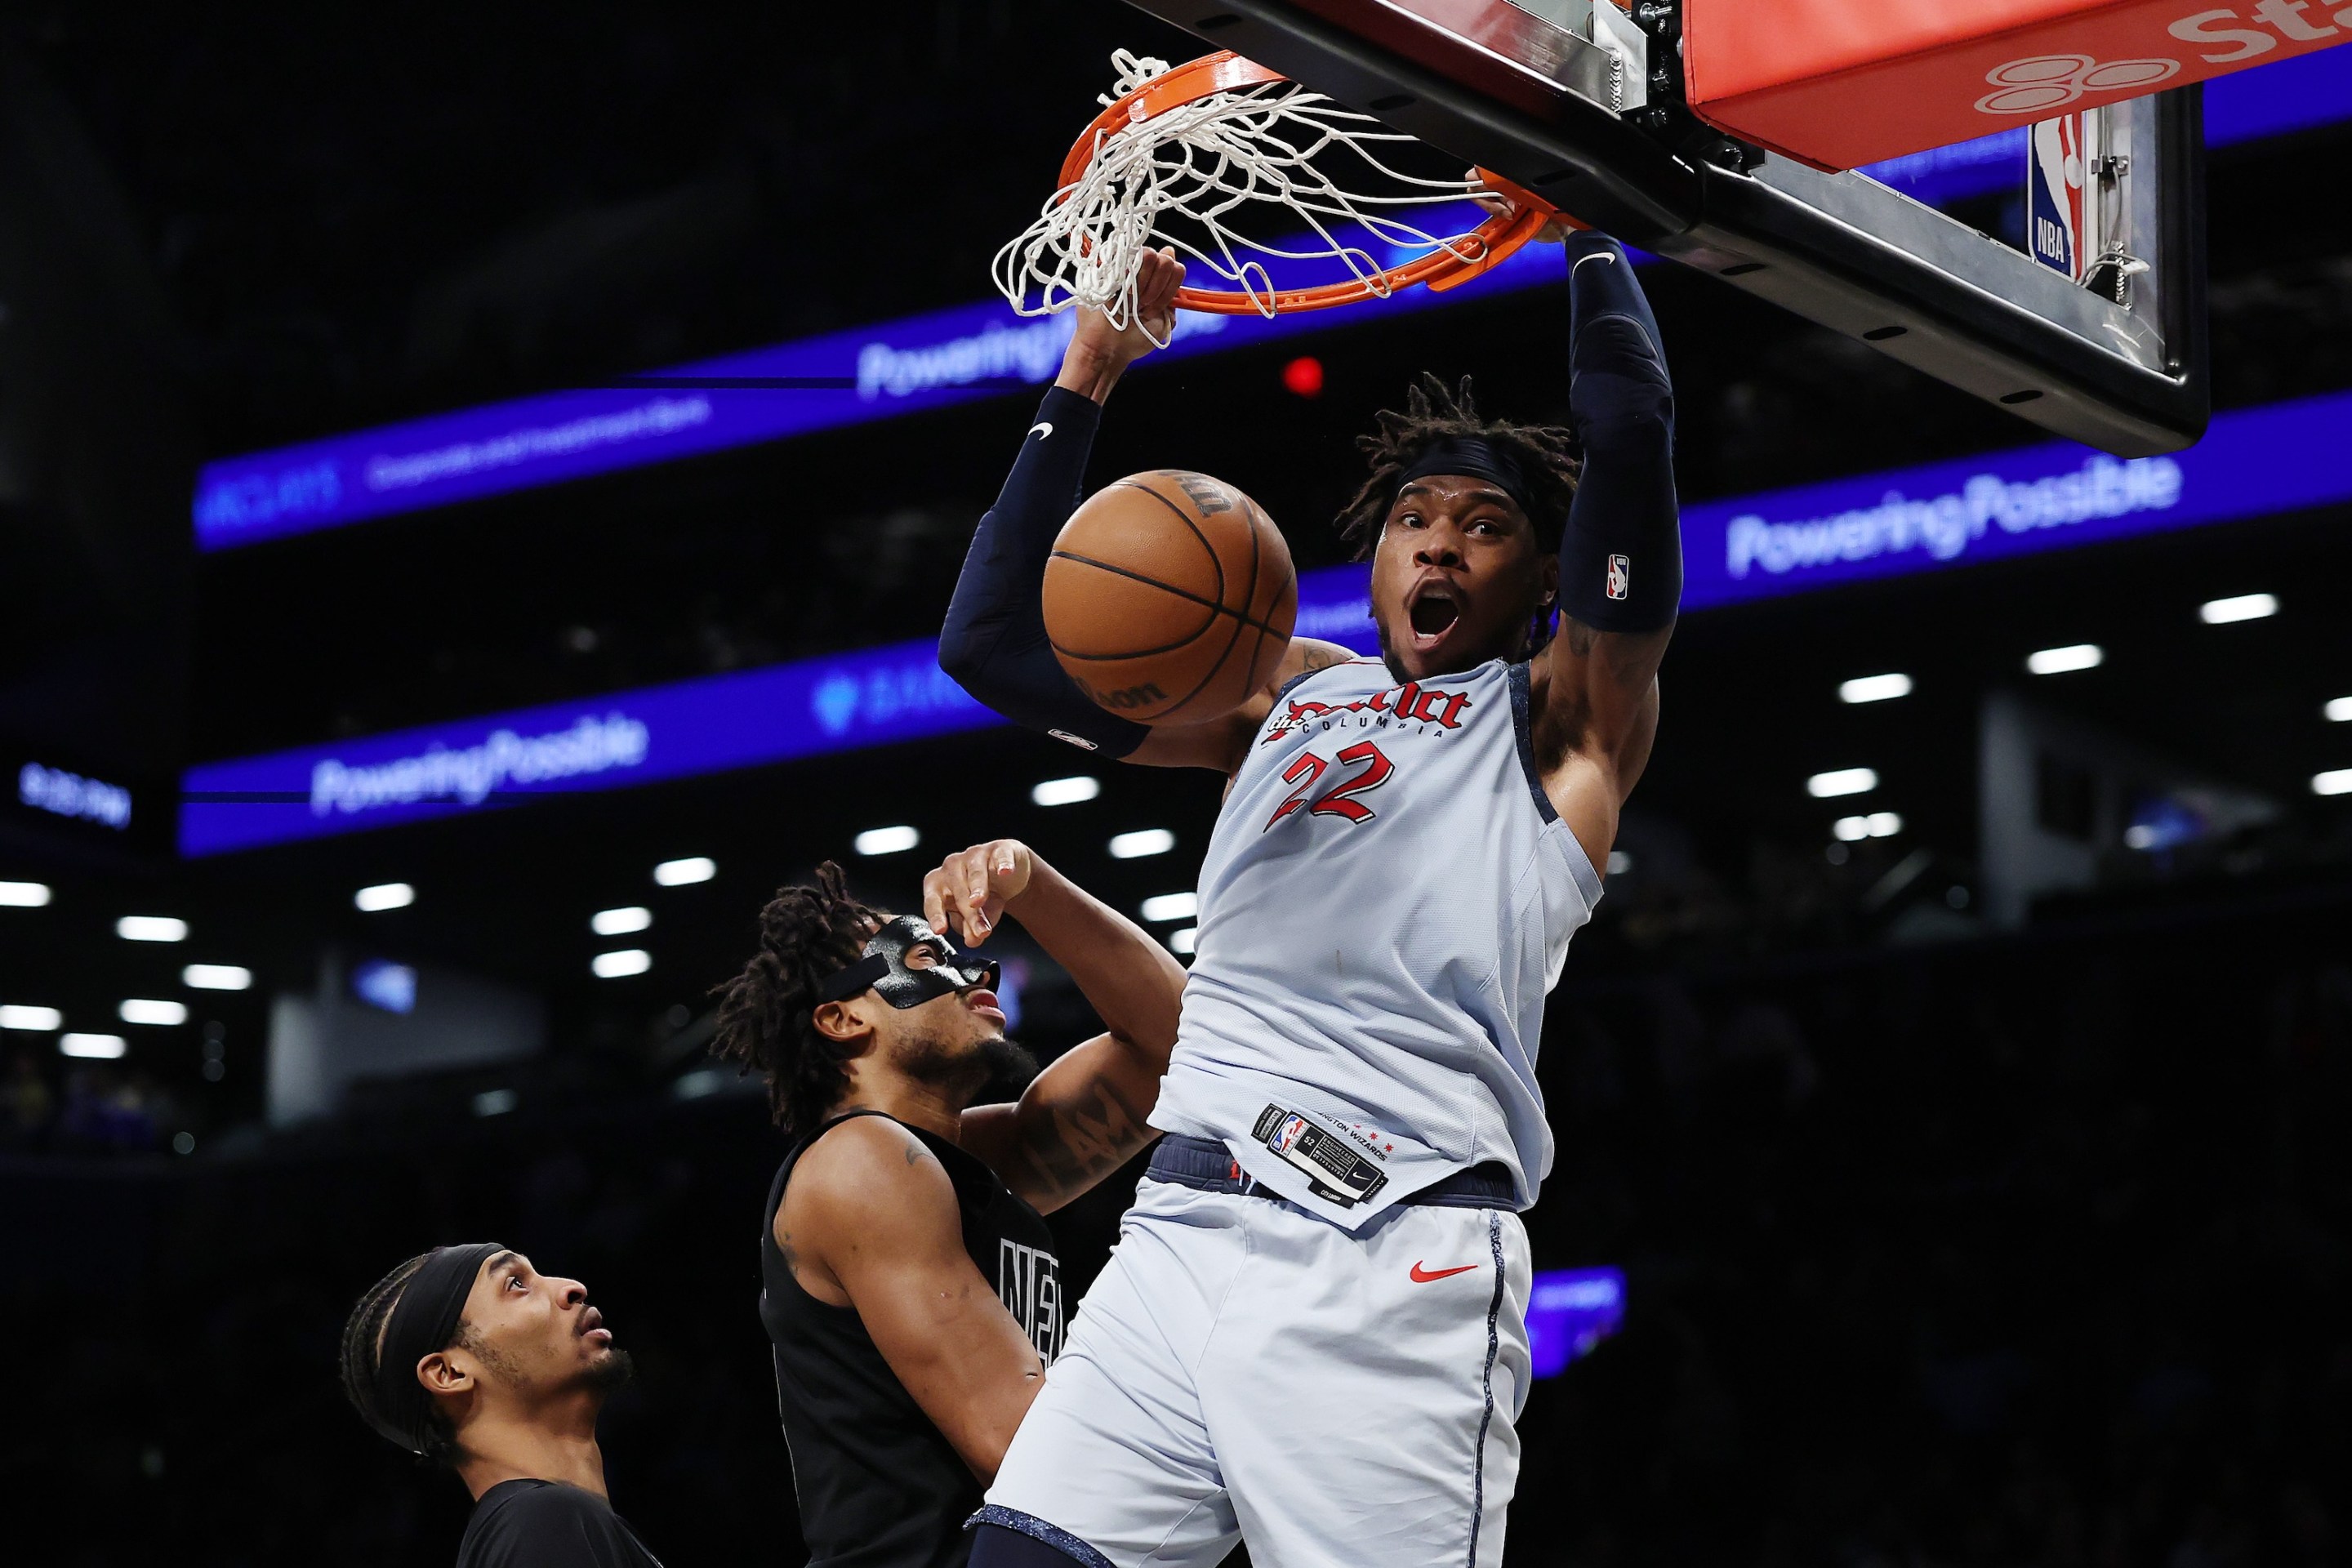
[1281,356,1325,398]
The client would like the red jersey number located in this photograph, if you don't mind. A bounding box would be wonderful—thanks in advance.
[1263,741,1393,831]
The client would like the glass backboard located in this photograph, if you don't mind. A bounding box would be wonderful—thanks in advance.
[1120,0,2208,456]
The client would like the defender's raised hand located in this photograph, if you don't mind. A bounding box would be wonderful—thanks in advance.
[922,839,1036,947]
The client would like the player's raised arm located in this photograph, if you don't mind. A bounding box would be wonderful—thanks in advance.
[929,840,1188,1214]
[1530,229,1681,861]
[938,249,1176,761]
[939,250,1337,776]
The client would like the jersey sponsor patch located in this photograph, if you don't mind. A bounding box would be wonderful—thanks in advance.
[1251,1104,1391,1208]
[997,1240,1064,1362]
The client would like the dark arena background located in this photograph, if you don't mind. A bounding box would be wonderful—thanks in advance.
[5,5,2352,1565]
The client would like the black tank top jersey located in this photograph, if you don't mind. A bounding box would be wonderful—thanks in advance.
[760,1110,1065,1568]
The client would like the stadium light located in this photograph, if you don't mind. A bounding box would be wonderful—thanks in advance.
[1109,829,1177,860]
[117,915,188,942]
[854,825,920,856]
[1833,811,1906,841]
[1838,673,1913,704]
[1141,891,1199,923]
[1806,768,1878,799]
[182,964,252,991]
[354,882,414,912]
[2315,769,2352,797]
[1169,926,1199,955]
[0,1004,63,1031]
[592,949,652,978]
[2026,644,2104,675]
[0,881,51,907]
[120,999,189,1027]
[2198,592,2278,625]
[653,856,716,886]
[2325,697,2352,723]
[473,1088,519,1116]
[591,906,652,937]
[60,1033,127,1059]
[1031,776,1101,807]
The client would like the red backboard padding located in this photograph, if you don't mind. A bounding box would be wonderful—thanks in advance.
[1683,0,2352,168]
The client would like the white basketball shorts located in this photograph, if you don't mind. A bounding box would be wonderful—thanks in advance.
[973,1171,1534,1568]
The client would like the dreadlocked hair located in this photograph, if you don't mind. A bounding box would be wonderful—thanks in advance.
[339,1251,462,1466]
[710,861,879,1133]
[1334,372,1581,561]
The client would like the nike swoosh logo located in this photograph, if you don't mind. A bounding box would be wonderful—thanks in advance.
[1410,1262,1479,1284]
[1028,421,1054,440]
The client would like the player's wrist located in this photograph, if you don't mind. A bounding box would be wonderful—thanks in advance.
[1056,343,1130,403]
[1000,852,1060,913]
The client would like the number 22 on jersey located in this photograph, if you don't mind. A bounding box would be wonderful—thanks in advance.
[1264,741,1395,831]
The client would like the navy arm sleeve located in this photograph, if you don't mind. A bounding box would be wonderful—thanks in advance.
[939,385,1151,758]
[1557,232,1681,635]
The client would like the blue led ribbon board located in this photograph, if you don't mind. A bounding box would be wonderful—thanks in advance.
[1527,1266,1626,1379]
[180,388,2352,856]
[187,50,2352,550]
[1682,387,2352,609]
[190,234,1563,551]
[180,642,998,856]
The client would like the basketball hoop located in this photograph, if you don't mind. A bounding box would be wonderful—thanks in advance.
[993,50,1563,342]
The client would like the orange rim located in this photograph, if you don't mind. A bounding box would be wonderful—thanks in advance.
[1054,51,1562,316]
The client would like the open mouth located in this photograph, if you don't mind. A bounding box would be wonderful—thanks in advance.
[578,1307,608,1342]
[1408,585,1463,641]
[965,989,1006,1026]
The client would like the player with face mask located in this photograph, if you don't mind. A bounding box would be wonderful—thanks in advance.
[711,841,1187,1568]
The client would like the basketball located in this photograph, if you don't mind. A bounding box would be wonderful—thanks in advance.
[1042,470,1298,727]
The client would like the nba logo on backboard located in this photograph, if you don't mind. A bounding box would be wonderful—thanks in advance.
[2027,114,2084,283]
[1272,1115,1308,1154]
[1606,554,1630,600]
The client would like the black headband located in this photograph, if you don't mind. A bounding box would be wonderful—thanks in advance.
[1397,437,1542,529]
[367,1242,504,1454]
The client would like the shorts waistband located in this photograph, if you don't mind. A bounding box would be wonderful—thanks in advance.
[1146,1134,1516,1209]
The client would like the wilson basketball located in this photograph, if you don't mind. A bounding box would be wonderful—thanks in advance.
[1043,470,1298,727]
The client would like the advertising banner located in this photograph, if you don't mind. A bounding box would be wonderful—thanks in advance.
[1684,0,2352,169]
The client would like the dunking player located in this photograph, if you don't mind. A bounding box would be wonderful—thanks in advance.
[938,214,1677,1567]
[711,841,1187,1568]
[340,1245,662,1567]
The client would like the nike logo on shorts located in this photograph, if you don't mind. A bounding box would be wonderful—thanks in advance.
[1409,1261,1478,1283]
[1029,421,1054,440]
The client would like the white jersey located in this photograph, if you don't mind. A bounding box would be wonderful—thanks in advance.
[1149,656,1602,1231]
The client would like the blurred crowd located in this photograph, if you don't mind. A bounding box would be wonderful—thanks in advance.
[1,1049,186,1156]
[6,892,2346,1567]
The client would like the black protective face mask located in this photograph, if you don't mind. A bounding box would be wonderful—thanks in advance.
[815,915,1000,1010]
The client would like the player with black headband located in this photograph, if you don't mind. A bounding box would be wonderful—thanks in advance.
[340,1245,659,1568]
[711,840,1186,1568]
[938,217,1679,1568]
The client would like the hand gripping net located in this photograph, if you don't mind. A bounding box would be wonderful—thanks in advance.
[993,50,1557,341]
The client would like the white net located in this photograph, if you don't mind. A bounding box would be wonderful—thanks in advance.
[993,51,1494,343]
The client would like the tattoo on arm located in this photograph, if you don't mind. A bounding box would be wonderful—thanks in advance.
[1017,1077,1152,1207]
[1302,644,1350,674]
